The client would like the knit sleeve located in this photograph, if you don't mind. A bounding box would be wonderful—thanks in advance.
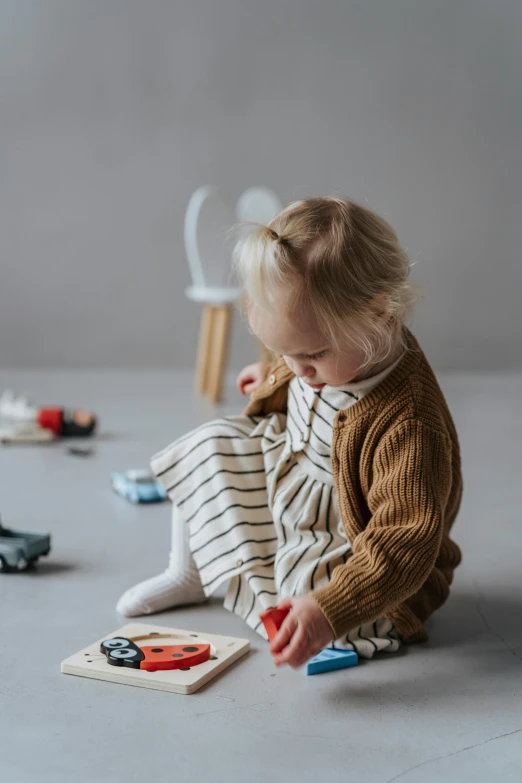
[311,420,453,639]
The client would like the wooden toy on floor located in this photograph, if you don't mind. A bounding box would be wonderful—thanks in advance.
[61,622,250,695]
[100,635,211,672]
[260,606,359,675]
[259,606,290,642]
[305,648,358,675]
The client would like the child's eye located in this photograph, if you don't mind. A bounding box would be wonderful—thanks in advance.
[303,351,327,360]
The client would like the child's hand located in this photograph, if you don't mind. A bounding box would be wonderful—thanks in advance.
[236,362,267,396]
[269,596,334,669]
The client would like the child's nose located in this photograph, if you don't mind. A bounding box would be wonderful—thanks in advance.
[294,362,314,378]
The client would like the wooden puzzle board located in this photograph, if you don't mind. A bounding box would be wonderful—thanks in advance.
[61,622,250,694]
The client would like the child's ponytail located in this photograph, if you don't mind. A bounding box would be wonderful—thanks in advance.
[233,223,293,312]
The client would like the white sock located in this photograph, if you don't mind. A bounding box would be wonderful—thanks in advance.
[116,504,207,617]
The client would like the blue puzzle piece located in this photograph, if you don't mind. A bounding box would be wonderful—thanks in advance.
[305,648,359,675]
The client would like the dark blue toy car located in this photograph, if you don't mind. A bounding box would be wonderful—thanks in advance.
[0,517,51,572]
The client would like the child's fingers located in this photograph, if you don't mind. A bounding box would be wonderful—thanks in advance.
[238,374,256,394]
[270,614,297,655]
[273,625,309,668]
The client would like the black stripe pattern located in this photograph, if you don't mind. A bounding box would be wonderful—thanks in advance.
[151,364,403,659]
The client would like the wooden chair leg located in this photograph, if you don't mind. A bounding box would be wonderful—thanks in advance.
[207,305,231,404]
[195,305,215,395]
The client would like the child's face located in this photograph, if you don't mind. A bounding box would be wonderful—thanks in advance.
[248,302,367,389]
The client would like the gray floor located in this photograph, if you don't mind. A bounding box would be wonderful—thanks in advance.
[1,368,521,783]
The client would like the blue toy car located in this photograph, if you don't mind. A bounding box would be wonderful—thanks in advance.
[111,469,168,504]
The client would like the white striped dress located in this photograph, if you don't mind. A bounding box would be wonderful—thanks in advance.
[151,358,403,659]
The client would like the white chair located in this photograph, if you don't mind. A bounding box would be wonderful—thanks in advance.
[184,186,282,403]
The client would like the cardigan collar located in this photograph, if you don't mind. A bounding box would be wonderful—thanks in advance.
[337,327,422,424]
[253,327,423,424]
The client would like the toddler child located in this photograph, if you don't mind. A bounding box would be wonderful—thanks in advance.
[117,197,462,669]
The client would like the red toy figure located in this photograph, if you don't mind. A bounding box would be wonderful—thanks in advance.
[0,391,96,438]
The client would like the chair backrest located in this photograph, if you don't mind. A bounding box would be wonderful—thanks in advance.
[184,186,237,290]
[236,187,282,226]
[184,185,283,294]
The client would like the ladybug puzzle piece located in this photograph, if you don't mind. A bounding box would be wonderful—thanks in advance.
[100,637,210,672]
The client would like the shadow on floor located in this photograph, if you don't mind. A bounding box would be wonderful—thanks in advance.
[427,590,522,650]
[23,560,78,576]
[317,589,522,709]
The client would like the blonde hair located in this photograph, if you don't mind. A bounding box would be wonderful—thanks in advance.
[232,197,417,370]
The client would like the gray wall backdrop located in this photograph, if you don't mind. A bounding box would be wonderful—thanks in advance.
[1,0,521,371]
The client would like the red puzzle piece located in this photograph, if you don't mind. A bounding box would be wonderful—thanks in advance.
[259,607,290,642]
[140,644,211,672]
[100,637,211,671]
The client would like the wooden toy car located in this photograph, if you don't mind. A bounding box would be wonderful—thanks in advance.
[0,517,51,572]
[110,470,168,504]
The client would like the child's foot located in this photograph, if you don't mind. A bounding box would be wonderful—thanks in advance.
[116,569,207,617]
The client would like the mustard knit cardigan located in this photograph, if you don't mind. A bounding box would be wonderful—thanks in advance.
[242,328,463,644]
